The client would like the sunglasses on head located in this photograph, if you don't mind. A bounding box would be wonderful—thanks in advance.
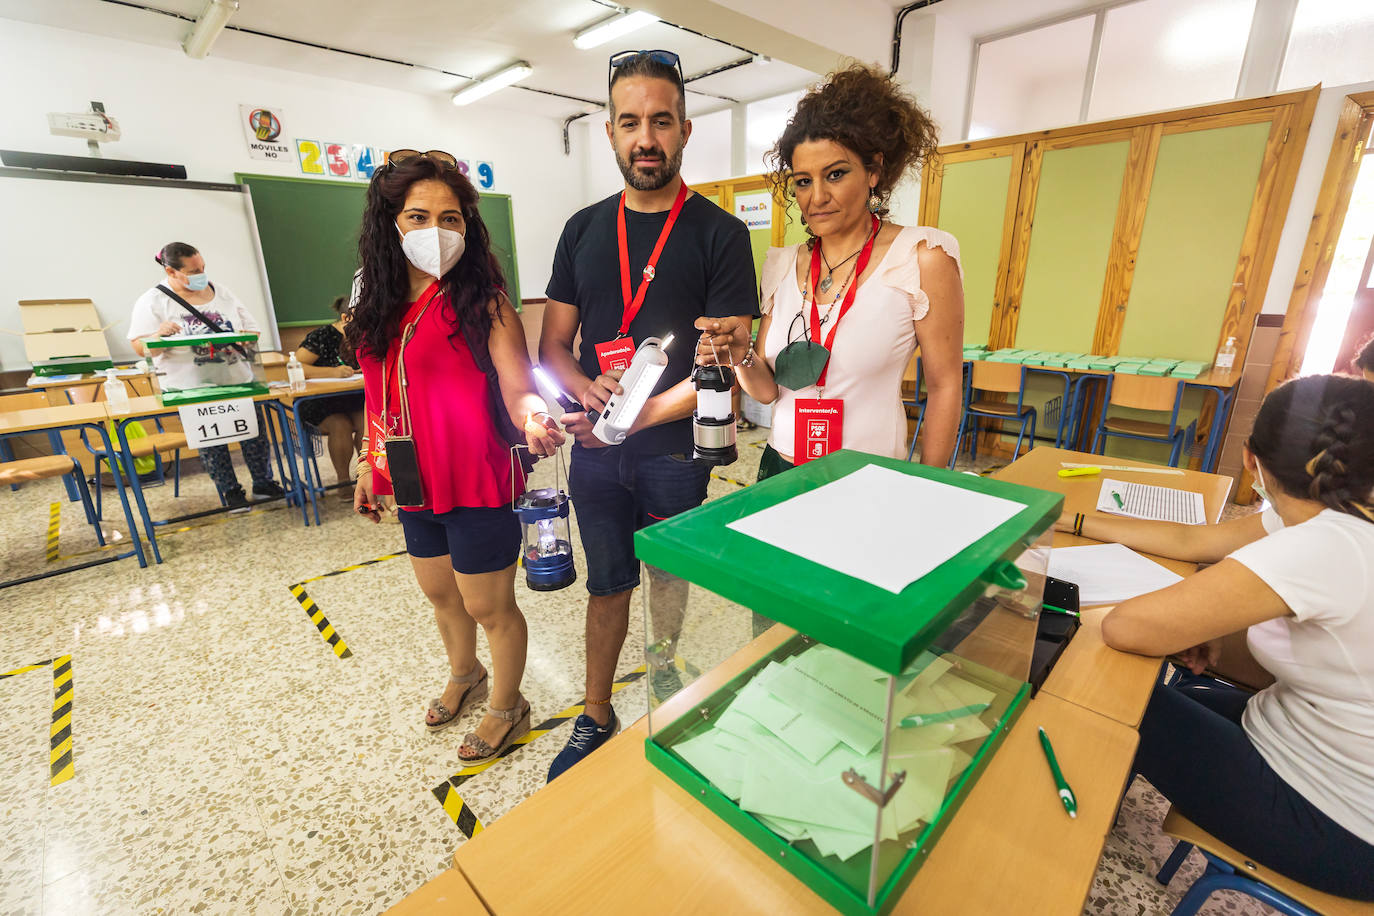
[377,149,459,174]
[608,49,684,89]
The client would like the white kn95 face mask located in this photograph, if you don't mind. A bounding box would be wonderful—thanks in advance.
[397,223,465,278]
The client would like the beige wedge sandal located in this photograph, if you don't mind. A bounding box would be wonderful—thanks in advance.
[425,665,488,733]
[457,695,532,763]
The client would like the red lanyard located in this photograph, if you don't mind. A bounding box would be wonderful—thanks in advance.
[808,215,880,387]
[381,280,441,432]
[616,181,690,337]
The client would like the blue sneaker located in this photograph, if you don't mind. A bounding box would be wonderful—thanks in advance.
[547,708,619,782]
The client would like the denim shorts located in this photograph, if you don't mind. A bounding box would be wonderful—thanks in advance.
[568,446,710,596]
[398,504,520,575]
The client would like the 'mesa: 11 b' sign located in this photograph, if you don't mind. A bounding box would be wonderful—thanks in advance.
[295,141,495,189]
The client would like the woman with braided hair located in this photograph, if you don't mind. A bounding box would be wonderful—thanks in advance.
[1057,374,1374,898]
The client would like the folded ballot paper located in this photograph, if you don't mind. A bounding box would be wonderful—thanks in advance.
[670,644,994,862]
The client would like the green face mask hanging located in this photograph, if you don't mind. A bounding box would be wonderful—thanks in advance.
[773,339,830,389]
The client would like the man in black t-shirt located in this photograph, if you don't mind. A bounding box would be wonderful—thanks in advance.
[541,50,758,781]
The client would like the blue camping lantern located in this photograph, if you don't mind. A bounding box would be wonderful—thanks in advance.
[513,447,576,591]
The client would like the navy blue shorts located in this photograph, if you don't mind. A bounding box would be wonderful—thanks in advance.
[398,504,520,575]
[569,446,709,596]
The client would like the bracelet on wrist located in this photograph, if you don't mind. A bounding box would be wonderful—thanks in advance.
[739,347,756,369]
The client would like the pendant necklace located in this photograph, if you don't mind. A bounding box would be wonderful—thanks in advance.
[818,241,862,294]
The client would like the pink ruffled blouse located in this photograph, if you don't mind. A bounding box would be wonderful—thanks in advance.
[759,226,963,462]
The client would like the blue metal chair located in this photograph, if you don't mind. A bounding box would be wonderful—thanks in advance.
[954,361,1036,466]
[65,382,184,519]
[1155,806,1370,916]
[1091,374,1197,468]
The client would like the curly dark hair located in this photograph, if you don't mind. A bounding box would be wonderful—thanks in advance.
[765,62,939,220]
[346,156,504,361]
[1247,374,1374,523]
[1354,331,1374,374]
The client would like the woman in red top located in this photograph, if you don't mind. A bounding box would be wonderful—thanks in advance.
[350,150,563,762]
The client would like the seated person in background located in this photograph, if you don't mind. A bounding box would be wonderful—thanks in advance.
[295,295,365,493]
[1067,374,1374,900]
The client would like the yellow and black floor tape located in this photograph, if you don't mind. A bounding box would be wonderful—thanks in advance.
[432,665,647,839]
[710,471,751,489]
[288,585,352,659]
[49,655,73,786]
[0,656,73,785]
[285,552,407,659]
[45,502,60,563]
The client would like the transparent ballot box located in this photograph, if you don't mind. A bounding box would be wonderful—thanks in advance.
[633,451,1060,916]
[144,332,269,406]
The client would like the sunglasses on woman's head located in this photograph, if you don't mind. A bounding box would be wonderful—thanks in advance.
[377,149,459,173]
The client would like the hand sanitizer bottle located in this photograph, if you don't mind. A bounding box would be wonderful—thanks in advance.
[103,368,130,412]
[1215,336,1237,381]
[287,353,306,393]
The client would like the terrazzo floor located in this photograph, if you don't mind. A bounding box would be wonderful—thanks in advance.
[0,428,1275,915]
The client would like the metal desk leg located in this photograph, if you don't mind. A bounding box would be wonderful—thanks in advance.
[292,401,322,527]
[115,417,162,564]
[270,401,311,527]
[92,423,148,569]
[41,431,82,502]
[1192,384,1234,473]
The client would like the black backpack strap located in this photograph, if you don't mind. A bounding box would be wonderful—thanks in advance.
[156,284,246,357]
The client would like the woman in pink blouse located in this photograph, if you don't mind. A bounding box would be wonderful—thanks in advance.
[350,150,563,763]
[696,63,965,476]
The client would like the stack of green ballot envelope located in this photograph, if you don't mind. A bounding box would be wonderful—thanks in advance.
[669,643,998,862]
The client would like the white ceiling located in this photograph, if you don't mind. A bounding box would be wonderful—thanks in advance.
[0,0,821,120]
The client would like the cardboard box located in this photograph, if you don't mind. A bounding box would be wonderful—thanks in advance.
[17,299,114,372]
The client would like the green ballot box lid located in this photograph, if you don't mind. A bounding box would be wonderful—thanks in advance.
[634,451,1061,674]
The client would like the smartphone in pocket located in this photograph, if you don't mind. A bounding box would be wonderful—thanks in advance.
[384,437,424,508]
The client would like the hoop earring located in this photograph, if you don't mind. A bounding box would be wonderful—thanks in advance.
[868,192,882,214]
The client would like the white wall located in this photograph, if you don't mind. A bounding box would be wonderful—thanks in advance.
[0,18,589,307]
[574,103,736,203]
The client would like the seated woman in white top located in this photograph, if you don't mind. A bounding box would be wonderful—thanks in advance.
[695,63,965,477]
[1076,374,1374,899]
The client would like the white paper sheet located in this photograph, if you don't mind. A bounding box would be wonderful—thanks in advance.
[1047,542,1184,606]
[1096,478,1205,524]
[726,465,1026,594]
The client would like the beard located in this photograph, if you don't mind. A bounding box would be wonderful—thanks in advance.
[615,143,684,191]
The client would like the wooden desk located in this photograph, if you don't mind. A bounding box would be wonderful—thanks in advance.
[384,868,489,915]
[454,694,1136,915]
[0,401,110,435]
[992,446,1234,726]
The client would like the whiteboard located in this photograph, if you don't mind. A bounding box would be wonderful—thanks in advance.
[0,173,278,371]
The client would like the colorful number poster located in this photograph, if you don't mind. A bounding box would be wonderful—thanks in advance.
[323,142,352,178]
[296,139,325,175]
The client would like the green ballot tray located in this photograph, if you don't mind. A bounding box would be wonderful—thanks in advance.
[31,356,114,376]
[144,332,269,406]
[634,452,1062,916]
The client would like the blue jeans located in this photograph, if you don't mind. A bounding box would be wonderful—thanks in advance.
[1136,675,1374,899]
[568,446,709,596]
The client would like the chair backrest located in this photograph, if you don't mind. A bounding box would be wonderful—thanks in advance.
[1109,375,1182,412]
[0,391,51,412]
[970,361,1024,394]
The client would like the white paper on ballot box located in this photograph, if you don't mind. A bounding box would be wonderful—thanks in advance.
[727,464,1026,594]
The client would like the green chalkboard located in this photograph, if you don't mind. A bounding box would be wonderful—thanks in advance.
[236,173,521,327]
[1117,122,1270,362]
[1014,141,1129,353]
[933,156,1014,346]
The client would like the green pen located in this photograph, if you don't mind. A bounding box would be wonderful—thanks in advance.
[1039,727,1077,818]
[900,703,989,728]
[1111,490,1125,509]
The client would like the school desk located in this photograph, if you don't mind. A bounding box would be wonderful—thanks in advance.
[273,375,365,526]
[993,446,1236,726]
[0,400,149,580]
[106,393,309,562]
[450,626,1142,916]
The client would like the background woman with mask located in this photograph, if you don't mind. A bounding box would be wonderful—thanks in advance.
[694,63,965,476]
[1062,374,1374,900]
[349,150,563,763]
[128,242,284,510]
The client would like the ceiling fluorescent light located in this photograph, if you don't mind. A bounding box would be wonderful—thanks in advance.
[451,62,534,106]
[183,0,239,59]
[573,10,660,50]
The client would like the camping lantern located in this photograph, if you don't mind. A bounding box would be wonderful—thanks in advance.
[512,447,576,591]
[692,362,737,467]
